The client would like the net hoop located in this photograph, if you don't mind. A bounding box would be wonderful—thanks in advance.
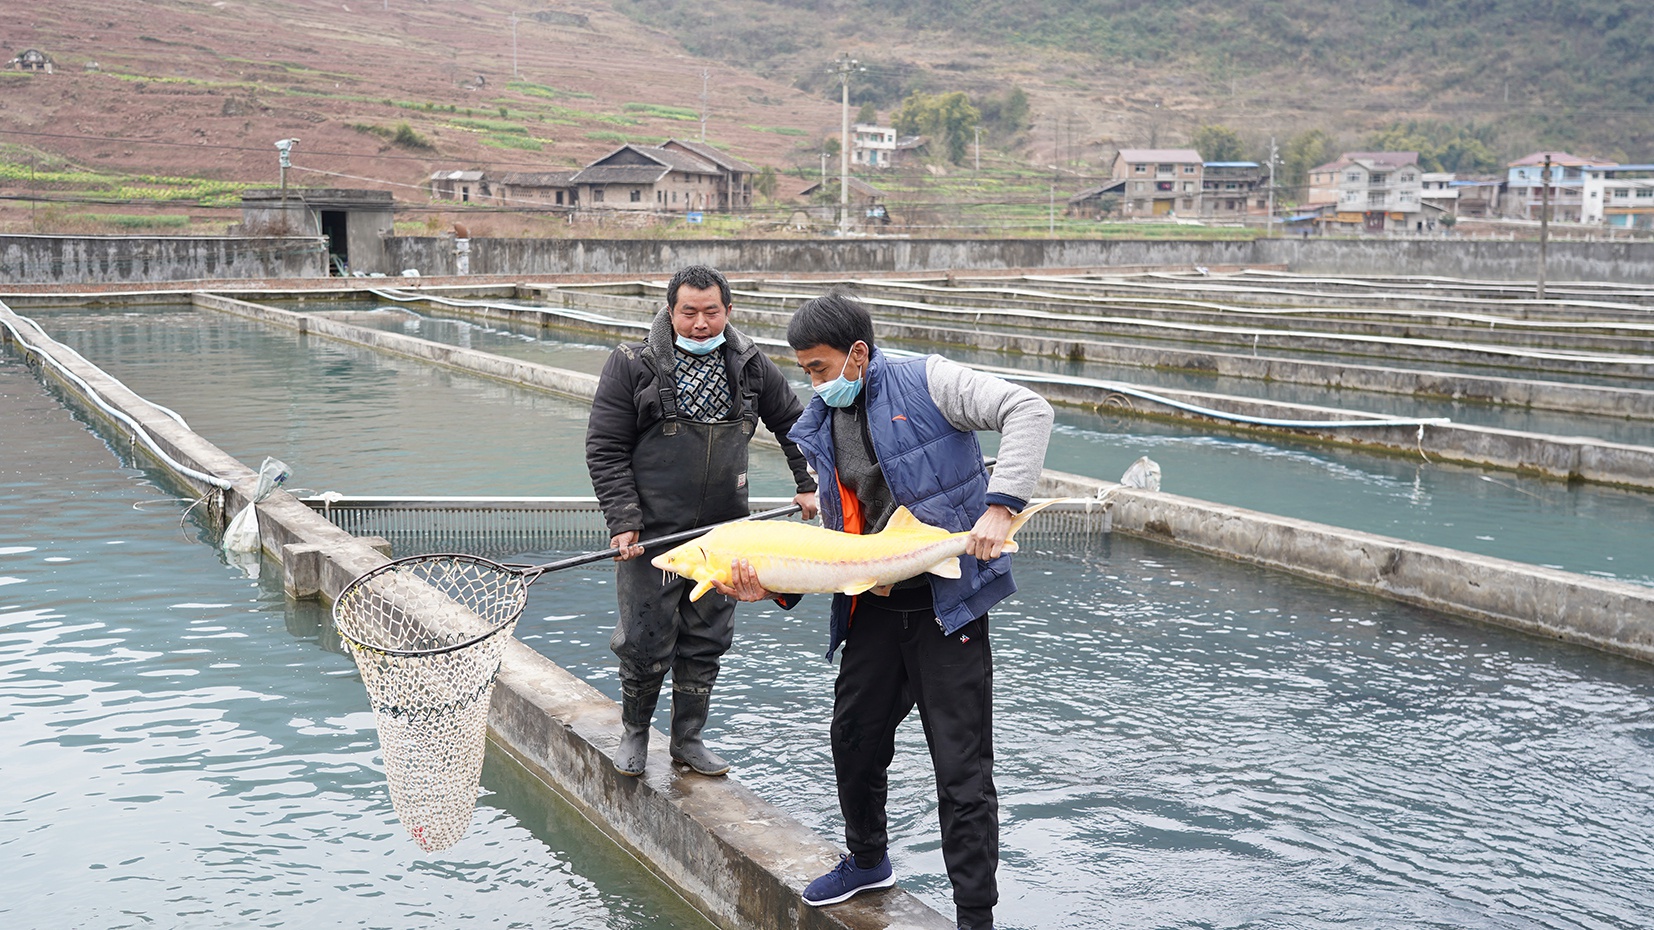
[332,553,528,657]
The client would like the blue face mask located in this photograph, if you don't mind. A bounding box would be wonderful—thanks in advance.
[675,331,726,356]
[814,345,865,408]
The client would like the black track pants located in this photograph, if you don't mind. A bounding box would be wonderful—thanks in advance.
[831,596,997,920]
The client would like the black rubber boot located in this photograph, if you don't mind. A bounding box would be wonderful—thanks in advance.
[669,688,729,776]
[614,679,662,777]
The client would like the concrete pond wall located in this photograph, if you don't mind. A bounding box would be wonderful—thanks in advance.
[0,234,326,283]
[8,233,1654,286]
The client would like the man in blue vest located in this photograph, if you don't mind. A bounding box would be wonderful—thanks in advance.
[719,291,1052,930]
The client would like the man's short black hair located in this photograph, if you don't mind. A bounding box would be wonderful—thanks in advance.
[787,290,876,353]
[666,264,732,310]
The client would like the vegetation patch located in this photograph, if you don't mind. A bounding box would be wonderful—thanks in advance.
[622,102,700,121]
[507,80,594,100]
[481,134,545,151]
[449,117,532,135]
[747,125,808,136]
[81,213,190,229]
[585,130,666,145]
[349,122,435,151]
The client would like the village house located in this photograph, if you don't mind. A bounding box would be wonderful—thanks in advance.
[1420,172,1458,215]
[797,176,887,226]
[1111,149,1204,217]
[493,171,578,209]
[1307,151,1426,233]
[1450,176,1506,218]
[661,139,756,211]
[569,143,732,213]
[1067,180,1128,219]
[851,123,926,169]
[1506,151,1605,223]
[1583,163,1654,229]
[1200,161,1266,219]
[428,170,489,203]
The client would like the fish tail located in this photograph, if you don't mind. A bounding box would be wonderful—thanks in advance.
[1004,498,1069,549]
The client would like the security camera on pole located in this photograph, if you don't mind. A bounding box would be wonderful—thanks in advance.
[274,138,299,231]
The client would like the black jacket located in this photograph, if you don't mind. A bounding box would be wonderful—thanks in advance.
[585,309,816,537]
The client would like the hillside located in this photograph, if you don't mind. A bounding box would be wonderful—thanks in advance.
[0,0,842,234]
[617,0,1654,163]
[1,0,1649,236]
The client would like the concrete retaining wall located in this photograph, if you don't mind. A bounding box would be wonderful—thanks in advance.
[0,234,326,283]
[381,236,1654,285]
[9,234,1654,286]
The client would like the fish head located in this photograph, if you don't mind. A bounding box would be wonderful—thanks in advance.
[652,542,711,579]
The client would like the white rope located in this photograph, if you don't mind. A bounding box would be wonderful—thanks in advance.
[0,302,234,491]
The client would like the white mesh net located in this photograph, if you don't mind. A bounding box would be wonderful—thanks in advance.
[333,555,529,852]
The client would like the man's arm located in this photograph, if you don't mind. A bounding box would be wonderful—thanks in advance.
[924,355,1053,559]
[585,347,646,555]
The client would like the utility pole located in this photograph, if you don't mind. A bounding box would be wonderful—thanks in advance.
[1048,165,1057,237]
[699,69,710,142]
[820,150,828,182]
[510,14,519,80]
[974,126,981,175]
[1266,136,1278,237]
[830,55,861,235]
[1538,153,1552,300]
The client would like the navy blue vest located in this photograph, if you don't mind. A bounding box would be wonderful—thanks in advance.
[789,350,1016,657]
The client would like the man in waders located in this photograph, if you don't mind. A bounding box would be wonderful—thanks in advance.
[586,264,818,777]
[718,291,1052,930]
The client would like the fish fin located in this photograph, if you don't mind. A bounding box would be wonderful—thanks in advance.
[1004,498,1070,548]
[925,556,963,579]
[882,505,948,535]
[689,579,717,601]
[883,505,926,532]
[1000,541,1018,554]
[840,578,881,595]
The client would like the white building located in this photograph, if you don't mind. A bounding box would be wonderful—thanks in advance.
[1583,163,1654,228]
[1306,151,1426,232]
[851,123,924,168]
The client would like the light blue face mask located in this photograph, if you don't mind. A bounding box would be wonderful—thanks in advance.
[675,331,726,356]
[814,345,865,408]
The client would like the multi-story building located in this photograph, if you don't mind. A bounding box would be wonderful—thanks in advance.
[1200,161,1265,218]
[1583,163,1654,228]
[851,123,925,169]
[1111,149,1204,217]
[1506,151,1607,223]
[1307,151,1425,232]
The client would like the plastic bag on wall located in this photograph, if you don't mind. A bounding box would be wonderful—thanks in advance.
[1119,456,1161,492]
[223,457,291,554]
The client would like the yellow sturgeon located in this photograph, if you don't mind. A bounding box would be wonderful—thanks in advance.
[652,498,1066,601]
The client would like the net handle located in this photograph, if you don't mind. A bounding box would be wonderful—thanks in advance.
[507,456,995,582]
[512,503,802,582]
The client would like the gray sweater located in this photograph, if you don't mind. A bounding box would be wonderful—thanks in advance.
[922,354,1053,508]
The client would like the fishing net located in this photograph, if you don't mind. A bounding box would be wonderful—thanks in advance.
[332,554,529,852]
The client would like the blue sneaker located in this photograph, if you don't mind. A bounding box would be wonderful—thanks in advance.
[802,852,895,906]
